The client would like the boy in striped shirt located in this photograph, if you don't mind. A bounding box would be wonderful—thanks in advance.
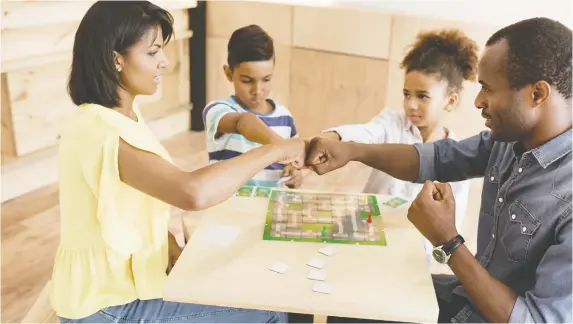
[202,25,302,188]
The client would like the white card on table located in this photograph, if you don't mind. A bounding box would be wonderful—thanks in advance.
[312,282,333,294]
[308,269,326,281]
[318,246,337,256]
[307,258,326,269]
[269,262,289,274]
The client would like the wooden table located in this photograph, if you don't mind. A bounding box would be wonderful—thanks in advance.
[164,191,439,323]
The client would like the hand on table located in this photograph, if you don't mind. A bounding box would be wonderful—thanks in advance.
[407,181,458,246]
[305,137,353,175]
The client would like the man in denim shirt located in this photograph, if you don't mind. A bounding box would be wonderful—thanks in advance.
[306,18,571,323]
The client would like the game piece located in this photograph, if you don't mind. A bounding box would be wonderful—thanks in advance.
[318,246,337,256]
[312,282,333,294]
[308,269,326,281]
[307,258,326,269]
[383,197,409,208]
[269,262,289,274]
[263,189,387,246]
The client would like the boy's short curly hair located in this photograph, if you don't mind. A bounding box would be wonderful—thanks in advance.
[486,17,572,99]
[227,25,274,69]
[400,29,479,93]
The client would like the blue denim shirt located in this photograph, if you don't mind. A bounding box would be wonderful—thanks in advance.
[414,129,572,323]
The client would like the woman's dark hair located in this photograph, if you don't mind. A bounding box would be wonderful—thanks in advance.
[68,1,174,108]
[227,24,274,69]
[400,29,479,93]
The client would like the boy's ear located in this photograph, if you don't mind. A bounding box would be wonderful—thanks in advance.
[223,65,233,82]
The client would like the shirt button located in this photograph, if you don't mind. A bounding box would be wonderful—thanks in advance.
[518,168,523,173]
[499,197,503,203]
[511,214,516,220]
[492,234,495,238]
[490,176,495,181]
[522,226,527,233]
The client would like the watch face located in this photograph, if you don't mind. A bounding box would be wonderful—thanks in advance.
[432,249,446,264]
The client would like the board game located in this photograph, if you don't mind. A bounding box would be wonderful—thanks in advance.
[263,189,387,246]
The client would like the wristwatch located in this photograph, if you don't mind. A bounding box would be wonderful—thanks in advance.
[432,234,465,264]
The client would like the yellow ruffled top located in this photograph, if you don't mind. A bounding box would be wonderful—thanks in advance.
[50,103,173,319]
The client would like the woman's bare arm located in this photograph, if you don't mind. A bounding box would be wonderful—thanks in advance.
[117,138,305,211]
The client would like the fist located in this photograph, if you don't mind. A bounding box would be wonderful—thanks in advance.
[407,181,458,246]
[305,137,353,175]
[274,138,306,168]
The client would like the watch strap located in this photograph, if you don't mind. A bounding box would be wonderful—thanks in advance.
[442,234,465,255]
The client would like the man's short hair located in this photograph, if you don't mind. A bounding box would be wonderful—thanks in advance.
[486,17,572,99]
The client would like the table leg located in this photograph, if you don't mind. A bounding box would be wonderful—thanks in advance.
[313,314,328,323]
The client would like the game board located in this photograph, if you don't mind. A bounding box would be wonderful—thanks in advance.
[263,189,387,246]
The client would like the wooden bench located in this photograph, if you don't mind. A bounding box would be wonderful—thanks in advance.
[22,281,58,323]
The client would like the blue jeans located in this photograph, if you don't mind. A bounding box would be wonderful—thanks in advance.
[58,299,287,323]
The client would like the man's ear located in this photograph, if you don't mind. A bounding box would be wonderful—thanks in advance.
[223,65,233,82]
[531,81,550,106]
[113,51,124,72]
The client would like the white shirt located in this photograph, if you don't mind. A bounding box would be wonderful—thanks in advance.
[325,108,470,231]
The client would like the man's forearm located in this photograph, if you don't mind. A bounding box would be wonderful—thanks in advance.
[347,142,420,182]
[449,245,518,323]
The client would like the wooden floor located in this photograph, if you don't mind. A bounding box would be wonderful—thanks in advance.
[1,130,481,322]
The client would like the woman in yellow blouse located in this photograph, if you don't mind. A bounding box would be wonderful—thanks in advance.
[51,1,303,323]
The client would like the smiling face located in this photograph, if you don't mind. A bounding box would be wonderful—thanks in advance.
[402,70,458,128]
[474,39,536,142]
[224,59,275,110]
[115,25,169,97]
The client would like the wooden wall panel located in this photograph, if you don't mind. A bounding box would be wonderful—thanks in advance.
[1,73,17,163]
[289,49,388,139]
[206,37,291,108]
[389,15,499,62]
[206,1,292,45]
[2,22,78,64]
[7,60,75,156]
[206,37,235,104]
[1,9,193,73]
[293,6,392,59]
[1,1,197,30]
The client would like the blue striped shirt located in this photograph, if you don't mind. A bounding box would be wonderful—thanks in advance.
[202,96,298,187]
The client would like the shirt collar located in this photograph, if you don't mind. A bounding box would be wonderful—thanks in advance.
[514,129,572,168]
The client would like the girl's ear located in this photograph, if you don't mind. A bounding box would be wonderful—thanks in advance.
[445,92,459,112]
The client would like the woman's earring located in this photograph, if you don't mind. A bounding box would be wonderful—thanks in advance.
[116,66,122,72]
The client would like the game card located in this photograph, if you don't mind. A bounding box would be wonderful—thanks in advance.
[383,197,408,208]
[255,187,272,198]
[235,186,254,197]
